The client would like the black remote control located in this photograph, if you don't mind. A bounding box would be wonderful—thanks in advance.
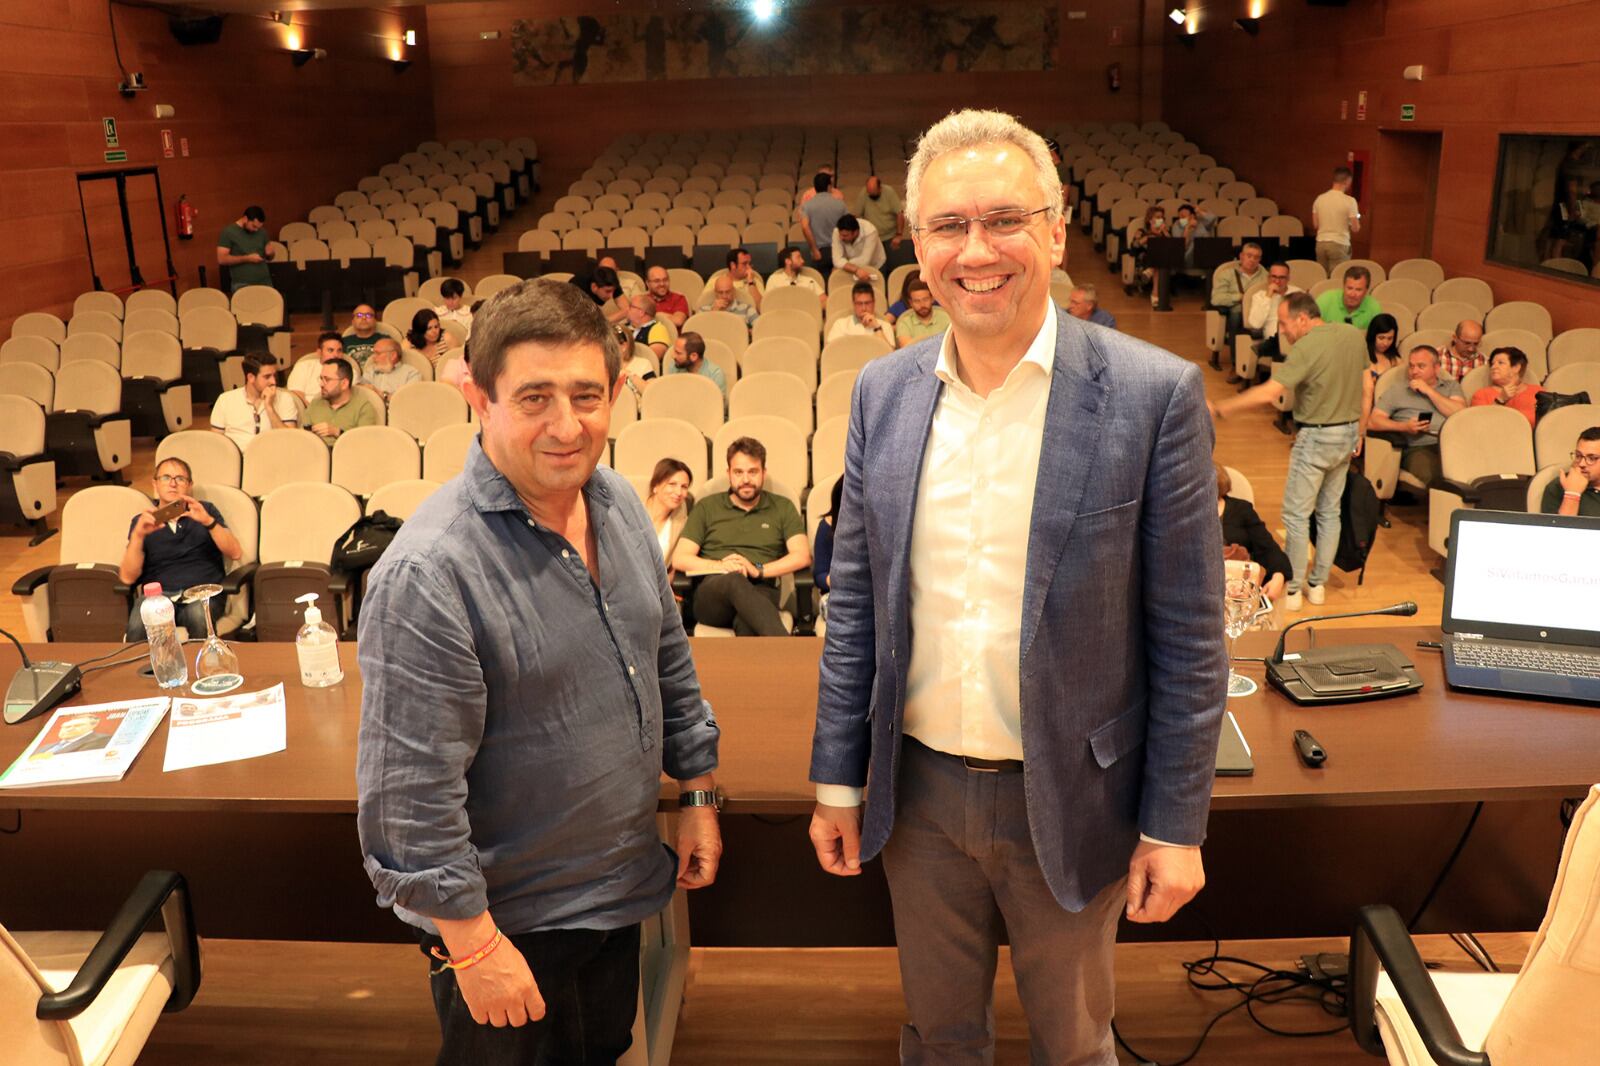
[1293,729,1327,768]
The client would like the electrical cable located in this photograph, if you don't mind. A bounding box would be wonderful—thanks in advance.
[1407,801,1484,930]
[107,0,130,80]
[79,651,163,678]
[75,641,148,670]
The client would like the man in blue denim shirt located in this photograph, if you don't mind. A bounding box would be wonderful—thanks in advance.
[357,279,721,1065]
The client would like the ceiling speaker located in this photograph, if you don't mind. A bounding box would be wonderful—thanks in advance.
[169,15,226,46]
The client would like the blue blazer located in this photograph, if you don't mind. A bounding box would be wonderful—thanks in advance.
[809,312,1228,912]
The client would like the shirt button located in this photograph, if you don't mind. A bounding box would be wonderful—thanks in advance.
[562,549,570,558]
[628,665,637,676]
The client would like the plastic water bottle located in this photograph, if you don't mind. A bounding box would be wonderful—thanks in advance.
[295,593,343,687]
[140,583,189,689]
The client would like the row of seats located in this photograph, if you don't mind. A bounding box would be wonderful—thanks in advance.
[609,414,845,500]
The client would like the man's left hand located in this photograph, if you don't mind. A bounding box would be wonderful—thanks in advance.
[1125,841,1204,923]
[675,808,722,889]
[181,496,211,526]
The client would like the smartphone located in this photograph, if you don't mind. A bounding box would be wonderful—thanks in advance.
[150,499,186,525]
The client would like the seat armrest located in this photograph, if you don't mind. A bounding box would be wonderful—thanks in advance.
[1348,904,1488,1065]
[87,412,131,430]
[1432,479,1471,502]
[36,870,202,1020]
[220,561,258,595]
[13,564,54,595]
[790,568,816,635]
[670,571,693,600]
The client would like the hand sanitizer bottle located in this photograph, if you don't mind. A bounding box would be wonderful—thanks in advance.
[294,593,343,687]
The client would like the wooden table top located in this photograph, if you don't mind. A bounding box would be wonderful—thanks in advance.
[1,628,1596,814]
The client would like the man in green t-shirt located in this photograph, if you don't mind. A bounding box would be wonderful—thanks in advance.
[1542,426,1600,517]
[853,176,905,249]
[302,358,377,447]
[1211,293,1366,611]
[1315,265,1382,330]
[216,206,274,293]
[895,279,951,348]
[672,436,811,636]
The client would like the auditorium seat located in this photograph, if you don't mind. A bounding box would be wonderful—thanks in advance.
[1547,328,1600,371]
[0,393,57,542]
[125,289,178,316]
[689,473,806,637]
[820,334,891,380]
[517,229,560,256]
[730,372,814,434]
[389,381,468,444]
[59,333,119,370]
[2,336,58,373]
[423,422,476,483]
[1526,465,1563,512]
[1285,259,1327,291]
[1373,279,1432,316]
[613,418,708,484]
[157,430,241,490]
[72,291,122,320]
[683,310,749,359]
[740,336,817,391]
[1533,404,1600,469]
[123,308,179,337]
[1427,406,1536,557]
[119,331,192,437]
[1485,300,1554,341]
[1417,302,1483,333]
[641,373,725,437]
[11,313,66,345]
[1479,329,1549,380]
[179,305,239,404]
[242,429,330,499]
[67,311,122,342]
[332,426,421,498]
[812,415,847,487]
[366,478,441,521]
[13,484,148,641]
[1331,259,1387,286]
[254,481,363,640]
[0,363,55,409]
[1430,277,1494,316]
[46,361,131,480]
[1541,361,1600,398]
[816,370,858,427]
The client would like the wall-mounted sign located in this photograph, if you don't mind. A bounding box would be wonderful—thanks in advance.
[1356,90,1368,121]
[1341,99,1348,120]
[1400,104,1416,122]
[180,137,190,157]
[102,117,119,147]
[160,129,175,158]
[104,150,128,163]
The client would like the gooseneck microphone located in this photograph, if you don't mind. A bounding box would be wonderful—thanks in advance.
[2,625,83,726]
[1269,602,1419,664]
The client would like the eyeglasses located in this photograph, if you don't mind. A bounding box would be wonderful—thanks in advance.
[1573,452,1600,467]
[915,206,1052,246]
[353,312,375,320]
[155,474,192,485]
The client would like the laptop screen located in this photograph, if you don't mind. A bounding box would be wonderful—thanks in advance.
[1443,510,1600,647]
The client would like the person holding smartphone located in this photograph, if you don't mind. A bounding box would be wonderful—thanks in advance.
[118,456,242,641]
[1367,343,1466,489]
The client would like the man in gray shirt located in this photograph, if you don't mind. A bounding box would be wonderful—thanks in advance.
[800,171,849,275]
[357,279,722,1064]
[1369,342,1466,487]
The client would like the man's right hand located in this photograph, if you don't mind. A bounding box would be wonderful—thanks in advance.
[454,939,546,1027]
[1561,465,1590,495]
[809,802,863,876]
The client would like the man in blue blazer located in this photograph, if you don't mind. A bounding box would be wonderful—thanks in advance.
[808,111,1228,1064]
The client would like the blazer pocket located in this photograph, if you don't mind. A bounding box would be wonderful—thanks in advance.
[1089,704,1149,769]
[1075,497,1139,524]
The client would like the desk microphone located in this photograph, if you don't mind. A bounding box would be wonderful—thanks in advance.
[1,626,82,726]
[1265,602,1423,706]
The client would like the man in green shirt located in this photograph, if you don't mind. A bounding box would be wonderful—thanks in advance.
[1316,265,1382,330]
[216,206,274,293]
[894,279,951,348]
[302,358,377,446]
[1542,426,1600,517]
[1211,293,1366,611]
[853,176,905,249]
[672,436,810,636]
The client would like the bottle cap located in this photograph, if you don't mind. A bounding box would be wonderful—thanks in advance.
[143,583,162,597]
[295,592,322,627]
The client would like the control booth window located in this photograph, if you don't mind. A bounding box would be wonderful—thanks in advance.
[1488,135,1600,285]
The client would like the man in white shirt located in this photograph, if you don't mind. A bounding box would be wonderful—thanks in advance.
[210,352,297,451]
[808,110,1225,1064]
[433,279,473,333]
[831,214,886,280]
[825,282,895,347]
[1242,261,1302,372]
[723,247,764,312]
[1311,166,1362,274]
[766,246,826,308]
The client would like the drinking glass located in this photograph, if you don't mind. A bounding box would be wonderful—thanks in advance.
[1223,562,1271,698]
[182,584,239,681]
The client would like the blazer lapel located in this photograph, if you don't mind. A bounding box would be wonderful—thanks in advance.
[1020,317,1110,660]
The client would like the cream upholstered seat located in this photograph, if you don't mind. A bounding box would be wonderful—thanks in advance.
[417,276,472,307]
[0,393,57,539]
[740,337,817,391]
[816,370,858,426]
[1431,277,1494,316]
[1546,329,1600,371]
[72,291,123,320]
[1533,404,1600,470]
[730,371,814,435]
[423,422,477,483]
[119,331,192,435]
[122,308,178,337]
[820,333,892,380]
[613,418,708,484]
[1541,362,1600,400]
[1417,301,1484,334]
[67,311,122,342]
[242,428,330,499]
[47,361,132,480]
[1426,405,1536,557]
[712,416,808,497]
[254,481,362,639]
[1478,329,1548,381]
[157,430,241,489]
[367,478,441,521]
[682,310,749,360]
[12,313,66,345]
[2,336,60,372]
[0,363,55,409]
[59,334,119,370]
[1389,258,1445,290]
[331,425,421,498]
[812,415,848,487]
[13,484,147,641]
[640,373,724,438]
[1485,301,1553,341]
[1374,279,1432,316]
[1350,784,1600,1066]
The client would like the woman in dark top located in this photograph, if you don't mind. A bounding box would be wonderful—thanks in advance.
[1360,313,1400,453]
[812,477,845,596]
[1216,463,1289,602]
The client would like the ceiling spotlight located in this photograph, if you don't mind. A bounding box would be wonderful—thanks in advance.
[1234,17,1260,35]
[404,29,416,46]
[1168,8,1187,25]
[290,47,325,67]
[392,59,412,74]
[753,0,776,22]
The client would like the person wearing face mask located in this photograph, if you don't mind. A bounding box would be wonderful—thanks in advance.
[644,458,694,573]
[1127,205,1168,290]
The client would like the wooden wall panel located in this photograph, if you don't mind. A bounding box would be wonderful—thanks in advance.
[1162,0,1600,334]
[0,2,435,336]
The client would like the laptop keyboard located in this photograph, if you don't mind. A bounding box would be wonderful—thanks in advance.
[1452,642,1600,679]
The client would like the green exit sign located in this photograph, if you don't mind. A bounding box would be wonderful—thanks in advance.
[1400,104,1416,122]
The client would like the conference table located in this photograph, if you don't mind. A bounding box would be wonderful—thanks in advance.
[2,629,1597,1061]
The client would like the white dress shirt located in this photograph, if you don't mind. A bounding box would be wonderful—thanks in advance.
[827,313,895,348]
[767,272,824,298]
[1244,283,1303,337]
[832,218,887,272]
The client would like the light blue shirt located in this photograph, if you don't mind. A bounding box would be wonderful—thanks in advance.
[664,357,728,396]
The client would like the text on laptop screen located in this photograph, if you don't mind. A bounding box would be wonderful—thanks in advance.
[1450,519,1600,634]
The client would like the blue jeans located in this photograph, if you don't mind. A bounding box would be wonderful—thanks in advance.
[124,591,221,642]
[1281,423,1359,593]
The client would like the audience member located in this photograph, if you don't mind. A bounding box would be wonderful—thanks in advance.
[1438,319,1486,380]
[597,256,643,297]
[885,268,923,319]
[216,205,274,293]
[831,214,887,281]
[801,173,849,273]
[1066,284,1117,329]
[1212,293,1366,610]
[210,352,298,451]
[724,247,764,311]
[1127,204,1167,287]
[1210,243,1269,356]
[644,265,690,327]
[1316,265,1382,329]
[796,165,845,209]
[699,274,758,327]
[665,332,727,396]
[812,476,844,596]
[1241,261,1301,375]
[569,265,629,324]
[853,176,905,248]
[1543,426,1600,517]
[365,337,421,400]
[341,304,382,367]
[645,458,694,571]
[288,332,353,402]
[405,309,450,369]
[894,279,951,348]
[617,323,658,396]
[433,279,473,333]
[1172,203,1216,269]
[1216,463,1289,602]
[626,294,672,363]
[1470,346,1543,427]
[1359,314,1402,448]
[303,357,378,445]
[119,457,242,641]
[1312,166,1361,273]
[672,437,810,636]
[766,246,826,307]
[826,281,895,346]
[1368,344,1465,487]
[437,341,470,393]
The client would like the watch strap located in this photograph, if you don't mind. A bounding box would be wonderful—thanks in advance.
[678,788,720,810]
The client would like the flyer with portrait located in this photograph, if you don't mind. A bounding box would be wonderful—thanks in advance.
[162,683,287,773]
[0,698,170,789]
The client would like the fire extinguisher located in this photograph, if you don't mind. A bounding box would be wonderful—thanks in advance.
[176,194,196,241]
[1106,63,1121,92]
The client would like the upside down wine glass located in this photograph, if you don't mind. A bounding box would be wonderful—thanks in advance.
[1223,565,1269,698]
[182,583,240,682]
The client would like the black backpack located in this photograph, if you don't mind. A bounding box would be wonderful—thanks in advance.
[331,510,403,574]
[1310,467,1380,583]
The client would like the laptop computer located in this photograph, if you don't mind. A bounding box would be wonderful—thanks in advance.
[1440,509,1600,704]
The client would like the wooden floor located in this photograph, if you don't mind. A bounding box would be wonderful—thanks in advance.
[137,933,1532,1064]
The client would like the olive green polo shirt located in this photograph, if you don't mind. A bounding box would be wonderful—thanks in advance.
[1542,481,1600,517]
[680,490,803,567]
[302,392,378,447]
[1271,321,1366,426]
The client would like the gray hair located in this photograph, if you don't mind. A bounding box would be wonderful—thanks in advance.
[469,279,622,401]
[1072,284,1098,305]
[905,110,1062,230]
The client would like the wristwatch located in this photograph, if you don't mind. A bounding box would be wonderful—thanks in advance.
[678,788,723,812]
[756,562,766,579]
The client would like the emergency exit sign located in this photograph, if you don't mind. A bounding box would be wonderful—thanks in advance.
[1400,104,1416,122]
[102,117,119,147]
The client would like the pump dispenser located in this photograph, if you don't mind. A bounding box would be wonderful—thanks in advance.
[294,593,343,687]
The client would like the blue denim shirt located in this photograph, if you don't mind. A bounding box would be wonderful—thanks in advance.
[356,437,719,936]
